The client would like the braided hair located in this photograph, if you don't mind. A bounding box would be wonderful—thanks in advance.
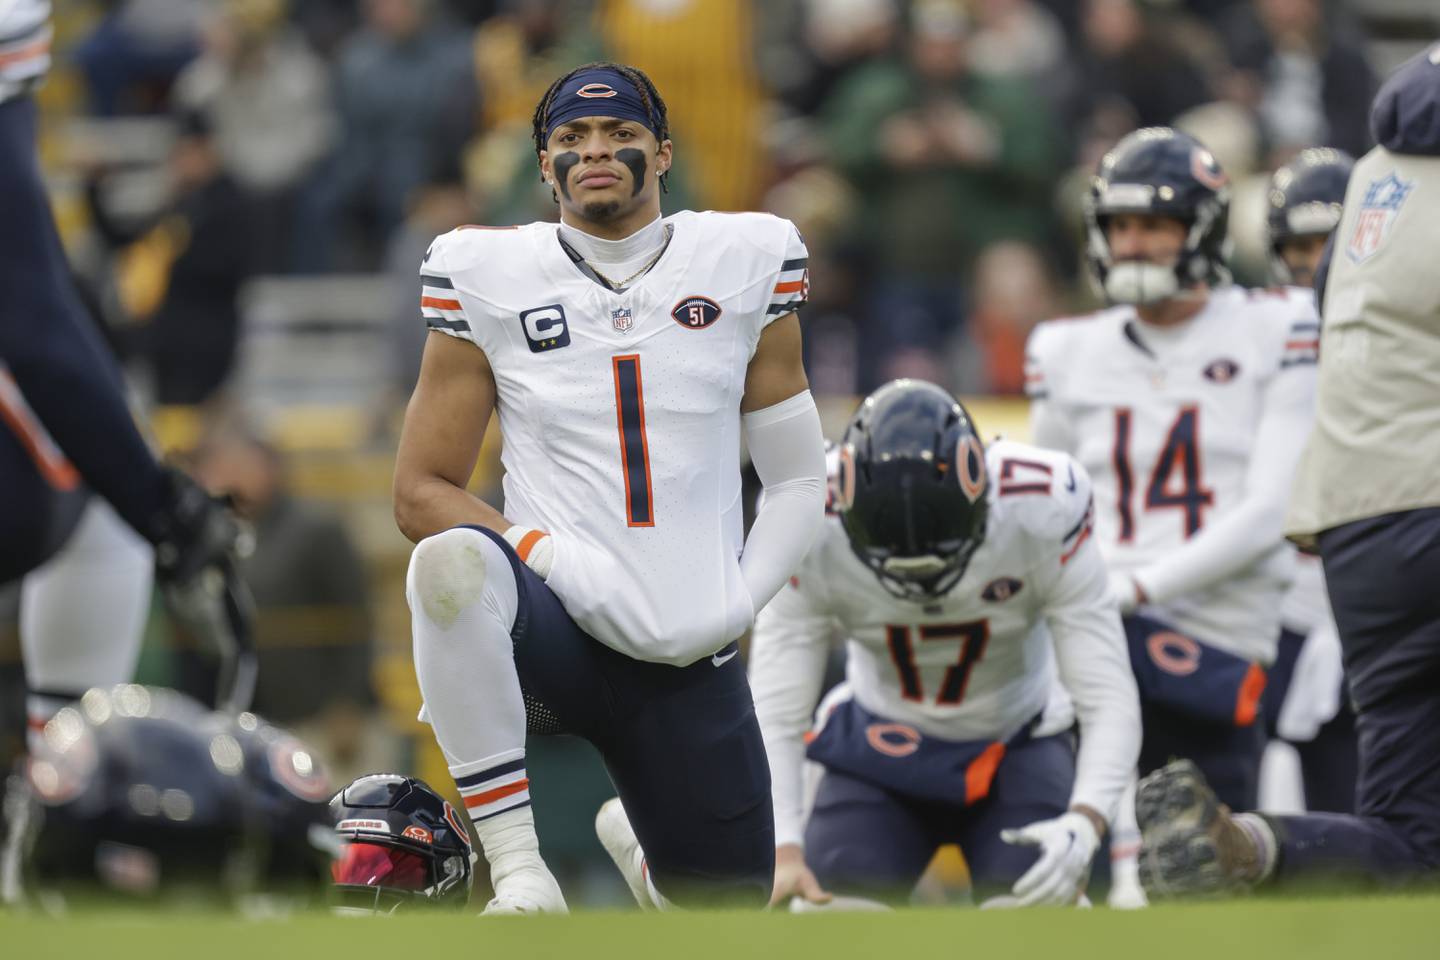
[531,61,671,194]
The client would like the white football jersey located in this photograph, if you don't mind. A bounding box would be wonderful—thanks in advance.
[1026,285,1320,662]
[0,1,50,105]
[750,440,1140,843]
[757,440,1100,743]
[421,211,808,666]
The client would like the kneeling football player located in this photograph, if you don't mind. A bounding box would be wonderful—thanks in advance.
[750,380,1141,908]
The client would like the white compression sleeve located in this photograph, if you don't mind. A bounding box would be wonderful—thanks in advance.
[1045,528,1143,824]
[741,391,827,615]
[749,573,834,847]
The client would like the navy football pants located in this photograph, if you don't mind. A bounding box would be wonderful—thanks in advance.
[0,96,164,556]
[0,99,91,583]
[1263,626,1358,814]
[804,732,1074,905]
[470,526,774,908]
[1267,509,1440,887]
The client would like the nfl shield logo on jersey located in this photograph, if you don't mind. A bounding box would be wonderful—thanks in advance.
[1347,172,1413,264]
[611,306,634,334]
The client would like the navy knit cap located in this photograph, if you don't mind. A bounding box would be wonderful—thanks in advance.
[543,67,660,145]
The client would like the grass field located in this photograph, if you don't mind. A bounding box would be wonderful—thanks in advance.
[4,897,1438,960]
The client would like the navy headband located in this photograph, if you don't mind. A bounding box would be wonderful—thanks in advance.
[543,68,660,145]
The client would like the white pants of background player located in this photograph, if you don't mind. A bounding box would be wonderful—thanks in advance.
[21,498,153,743]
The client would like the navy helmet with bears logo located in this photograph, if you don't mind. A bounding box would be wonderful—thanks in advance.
[835,380,989,602]
[1084,127,1233,306]
[1265,147,1354,284]
[329,774,473,912]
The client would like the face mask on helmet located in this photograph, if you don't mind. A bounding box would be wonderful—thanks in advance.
[858,515,988,602]
[329,774,474,914]
[1101,260,1181,305]
[1084,128,1233,306]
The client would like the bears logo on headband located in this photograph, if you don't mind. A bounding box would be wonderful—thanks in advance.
[544,67,661,144]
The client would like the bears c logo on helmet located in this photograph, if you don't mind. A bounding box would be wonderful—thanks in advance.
[956,435,986,504]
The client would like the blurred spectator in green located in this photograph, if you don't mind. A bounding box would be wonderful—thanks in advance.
[820,0,1061,388]
[86,111,257,406]
[293,0,477,271]
[763,0,900,119]
[1220,0,1376,162]
[191,425,394,784]
[173,0,337,273]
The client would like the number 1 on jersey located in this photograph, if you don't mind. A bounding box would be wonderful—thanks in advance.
[612,355,655,527]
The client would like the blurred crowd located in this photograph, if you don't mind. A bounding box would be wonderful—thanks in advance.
[47,0,1423,404]
[5,0,1431,898]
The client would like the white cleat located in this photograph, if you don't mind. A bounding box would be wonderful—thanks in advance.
[595,797,655,910]
[481,858,569,915]
[1107,883,1150,910]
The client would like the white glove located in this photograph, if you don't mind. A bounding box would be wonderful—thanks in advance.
[995,811,1100,907]
[1107,571,1143,615]
[503,525,554,579]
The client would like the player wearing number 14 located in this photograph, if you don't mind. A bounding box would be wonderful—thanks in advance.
[751,381,1141,908]
[1026,128,1320,820]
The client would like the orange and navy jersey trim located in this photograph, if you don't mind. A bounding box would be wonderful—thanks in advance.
[420,273,469,332]
[1281,319,1320,368]
[766,257,809,317]
[0,11,51,98]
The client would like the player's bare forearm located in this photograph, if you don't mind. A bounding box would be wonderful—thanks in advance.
[742,313,809,412]
[1071,803,1107,839]
[394,332,508,543]
[394,477,511,544]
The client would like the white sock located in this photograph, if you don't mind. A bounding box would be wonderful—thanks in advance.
[472,804,544,891]
[1111,777,1142,887]
[1233,813,1279,883]
[21,499,153,750]
[406,528,538,876]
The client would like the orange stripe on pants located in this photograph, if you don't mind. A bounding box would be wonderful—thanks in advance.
[965,742,1007,804]
[1234,663,1267,727]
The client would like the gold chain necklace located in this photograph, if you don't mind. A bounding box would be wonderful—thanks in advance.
[587,243,668,291]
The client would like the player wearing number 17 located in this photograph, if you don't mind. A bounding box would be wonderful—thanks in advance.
[1026,129,1320,825]
[751,381,1140,908]
[392,62,827,912]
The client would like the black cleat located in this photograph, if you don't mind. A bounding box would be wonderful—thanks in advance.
[1136,760,1263,899]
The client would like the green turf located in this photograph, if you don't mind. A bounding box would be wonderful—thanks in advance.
[4,898,1438,960]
